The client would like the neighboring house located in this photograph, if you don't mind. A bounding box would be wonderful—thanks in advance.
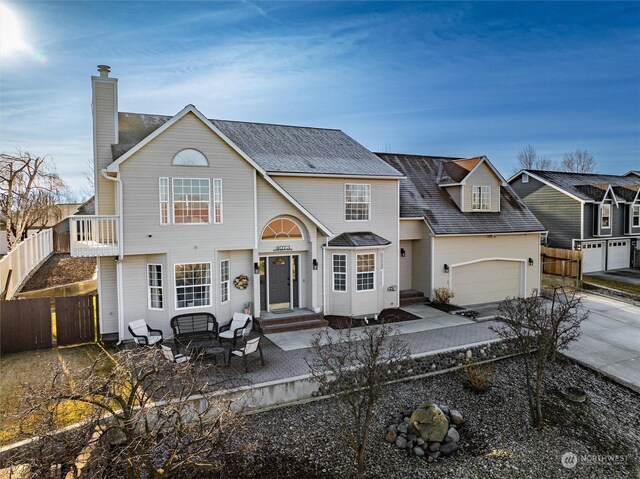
[626,170,640,179]
[79,66,543,342]
[53,197,95,235]
[509,170,640,272]
[378,154,545,306]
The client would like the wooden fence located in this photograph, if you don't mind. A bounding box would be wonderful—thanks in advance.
[0,229,53,300]
[0,298,52,353]
[540,246,582,280]
[0,294,99,354]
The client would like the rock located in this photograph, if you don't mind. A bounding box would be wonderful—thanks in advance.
[413,446,425,457]
[427,455,435,463]
[410,403,449,443]
[407,434,417,442]
[445,427,460,443]
[395,436,407,449]
[440,441,459,456]
[416,438,425,446]
[428,442,441,452]
[403,416,410,424]
[385,431,397,443]
[387,424,397,433]
[428,451,440,460]
[397,423,408,434]
[466,349,472,359]
[450,409,464,425]
[440,405,450,416]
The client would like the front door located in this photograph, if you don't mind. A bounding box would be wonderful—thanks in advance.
[269,256,291,310]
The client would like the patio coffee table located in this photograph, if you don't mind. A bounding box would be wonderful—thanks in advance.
[185,339,226,365]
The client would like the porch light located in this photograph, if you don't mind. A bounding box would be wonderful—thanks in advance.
[528,257,534,266]
[400,248,406,257]
[575,244,582,251]
[443,264,449,273]
[254,262,260,274]
[312,259,318,270]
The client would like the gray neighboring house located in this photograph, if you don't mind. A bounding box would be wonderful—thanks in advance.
[509,170,640,272]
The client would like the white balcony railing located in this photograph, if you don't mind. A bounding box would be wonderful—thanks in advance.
[70,216,119,257]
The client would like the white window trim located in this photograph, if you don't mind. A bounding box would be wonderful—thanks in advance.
[472,185,491,211]
[356,252,376,292]
[332,253,347,293]
[220,259,230,304]
[632,204,640,228]
[171,178,212,225]
[600,203,611,230]
[380,251,384,288]
[172,148,209,166]
[522,173,529,183]
[147,264,164,311]
[213,178,223,225]
[174,262,213,310]
[159,177,169,225]
[345,183,371,221]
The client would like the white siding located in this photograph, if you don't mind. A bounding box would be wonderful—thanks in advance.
[463,165,501,212]
[400,219,424,240]
[399,240,413,290]
[410,222,433,296]
[92,77,117,216]
[98,256,118,334]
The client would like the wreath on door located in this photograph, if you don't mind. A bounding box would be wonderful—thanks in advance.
[234,275,249,290]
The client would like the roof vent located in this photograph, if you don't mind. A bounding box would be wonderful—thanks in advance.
[97,65,111,77]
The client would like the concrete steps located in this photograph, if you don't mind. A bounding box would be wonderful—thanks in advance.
[257,312,328,334]
[400,289,428,307]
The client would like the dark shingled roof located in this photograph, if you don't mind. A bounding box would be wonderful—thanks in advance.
[377,153,545,235]
[113,112,403,178]
[328,232,392,247]
[523,170,640,203]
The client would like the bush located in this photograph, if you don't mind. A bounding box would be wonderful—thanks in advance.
[456,359,494,393]
[432,287,454,304]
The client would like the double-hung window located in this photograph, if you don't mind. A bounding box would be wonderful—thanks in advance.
[472,186,491,210]
[159,178,169,225]
[333,254,347,292]
[172,178,210,224]
[213,179,223,224]
[356,253,375,291]
[147,264,163,310]
[601,203,611,229]
[220,259,230,303]
[175,263,212,309]
[345,184,371,221]
[632,205,640,227]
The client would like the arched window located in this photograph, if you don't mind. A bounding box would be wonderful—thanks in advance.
[262,218,303,241]
[172,149,208,166]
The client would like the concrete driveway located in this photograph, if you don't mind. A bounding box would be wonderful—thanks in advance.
[584,268,640,286]
[564,293,640,393]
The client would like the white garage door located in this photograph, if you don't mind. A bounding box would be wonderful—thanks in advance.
[607,240,630,270]
[451,260,522,306]
[582,242,605,273]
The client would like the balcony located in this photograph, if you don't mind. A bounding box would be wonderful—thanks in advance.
[70,216,119,257]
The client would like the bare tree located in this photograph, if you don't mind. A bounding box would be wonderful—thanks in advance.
[306,324,410,479]
[0,150,67,251]
[491,288,588,428]
[5,348,248,479]
[514,145,555,173]
[80,158,95,201]
[560,149,596,173]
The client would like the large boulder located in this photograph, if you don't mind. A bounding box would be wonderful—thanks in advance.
[410,402,449,443]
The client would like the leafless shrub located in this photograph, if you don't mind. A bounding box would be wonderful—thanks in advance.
[432,287,454,305]
[455,359,494,393]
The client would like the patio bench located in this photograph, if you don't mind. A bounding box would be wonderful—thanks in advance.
[170,312,218,353]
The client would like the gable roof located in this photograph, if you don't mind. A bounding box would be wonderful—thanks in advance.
[512,170,640,203]
[377,153,545,235]
[439,156,506,186]
[112,110,403,178]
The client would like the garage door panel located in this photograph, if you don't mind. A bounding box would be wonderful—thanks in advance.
[582,242,605,273]
[452,260,522,305]
[607,240,629,270]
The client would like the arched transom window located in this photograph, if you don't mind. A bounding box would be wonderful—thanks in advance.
[172,149,209,166]
[262,218,303,241]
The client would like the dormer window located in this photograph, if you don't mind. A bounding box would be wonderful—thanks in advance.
[472,186,491,211]
[632,205,639,227]
[172,149,208,166]
[600,203,611,229]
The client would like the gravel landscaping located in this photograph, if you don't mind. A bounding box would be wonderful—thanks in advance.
[224,355,640,478]
[21,253,96,292]
[325,308,419,330]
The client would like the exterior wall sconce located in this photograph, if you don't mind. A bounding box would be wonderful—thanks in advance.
[575,243,582,251]
[254,262,260,274]
[400,248,406,257]
[528,257,534,266]
[312,259,318,270]
[443,264,449,273]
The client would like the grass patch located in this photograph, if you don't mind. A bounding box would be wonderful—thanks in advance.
[583,275,640,297]
[0,344,115,446]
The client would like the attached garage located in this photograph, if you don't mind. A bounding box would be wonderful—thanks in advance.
[607,240,630,270]
[451,259,523,306]
[582,241,605,273]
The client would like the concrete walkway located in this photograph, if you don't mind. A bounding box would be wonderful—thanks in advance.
[564,293,640,393]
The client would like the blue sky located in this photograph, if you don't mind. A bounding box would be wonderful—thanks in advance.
[1,1,639,196]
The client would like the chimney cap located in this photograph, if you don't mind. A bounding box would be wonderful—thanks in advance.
[97,65,111,77]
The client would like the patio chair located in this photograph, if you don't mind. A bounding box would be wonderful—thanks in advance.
[128,319,163,346]
[227,337,264,372]
[218,313,252,346]
[161,345,190,364]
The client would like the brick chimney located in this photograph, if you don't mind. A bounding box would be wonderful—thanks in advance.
[91,64,118,215]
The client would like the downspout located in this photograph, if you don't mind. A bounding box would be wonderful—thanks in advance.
[101,169,125,344]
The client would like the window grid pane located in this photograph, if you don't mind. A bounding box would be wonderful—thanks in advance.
[175,263,212,309]
[345,184,371,221]
[172,178,211,224]
[213,179,223,224]
[356,253,375,291]
[159,178,169,225]
[633,205,640,227]
[148,264,163,309]
[333,254,346,291]
[220,259,229,303]
[601,204,611,228]
[472,186,491,210]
